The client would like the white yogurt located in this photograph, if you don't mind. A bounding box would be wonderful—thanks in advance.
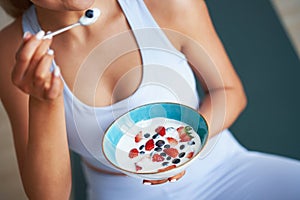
[115,117,202,173]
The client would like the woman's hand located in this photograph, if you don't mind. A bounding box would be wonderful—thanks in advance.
[11,30,62,101]
[143,170,186,185]
[1,26,71,199]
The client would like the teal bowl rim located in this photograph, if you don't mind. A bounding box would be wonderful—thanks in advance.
[102,102,210,175]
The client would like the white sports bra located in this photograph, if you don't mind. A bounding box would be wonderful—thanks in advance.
[22,0,200,172]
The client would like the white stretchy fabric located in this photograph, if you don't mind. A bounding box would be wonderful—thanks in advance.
[22,0,300,199]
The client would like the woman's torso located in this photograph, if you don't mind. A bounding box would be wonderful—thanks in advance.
[22,0,200,171]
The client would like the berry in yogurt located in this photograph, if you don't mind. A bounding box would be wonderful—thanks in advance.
[152,154,165,162]
[117,117,201,173]
[166,137,178,146]
[129,148,139,158]
[79,8,101,26]
[163,148,179,158]
[177,126,194,142]
[43,8,101,39]
[135,131,143,143]
[186,152,194,159]
[145,139,155,151]
[155,140,165,147]
[155,126,166,136]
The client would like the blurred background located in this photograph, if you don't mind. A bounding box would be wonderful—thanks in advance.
[1,0,299,199]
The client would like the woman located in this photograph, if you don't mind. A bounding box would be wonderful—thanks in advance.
[0,0,300,199]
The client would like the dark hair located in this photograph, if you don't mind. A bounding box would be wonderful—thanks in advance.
[0,0,32,18]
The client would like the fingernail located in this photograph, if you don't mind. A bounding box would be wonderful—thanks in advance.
[143,181,152,185]
[23,31,30,39]
[54,67,61,77]
[43,32,53,40]
[169,179,177,183]
[44,82,50,90]
[43,35,53,40]
[36,30,45,40]
[47,49,54,56]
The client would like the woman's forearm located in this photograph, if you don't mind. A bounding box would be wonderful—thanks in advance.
[199,87,247,138]
[22,96,71,200]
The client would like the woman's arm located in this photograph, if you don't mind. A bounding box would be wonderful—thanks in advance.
[0,19,71,199]
[148,0,247,138]
[143,0,247,185]
[179,0,247,138]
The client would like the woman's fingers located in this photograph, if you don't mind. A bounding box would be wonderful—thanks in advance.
[12,30,46,85]
[143,179,169,185]
[143,170,186,185]
[32,49,54,88]
[28,36,53,74]
[44,67,63,100]
[168,170,186,182]
[22,31,32,42]
[11,30,63,101]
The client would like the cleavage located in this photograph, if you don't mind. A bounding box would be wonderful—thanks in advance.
[58,32,143,107]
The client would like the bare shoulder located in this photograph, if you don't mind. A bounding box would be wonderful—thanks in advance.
[146,0,205,15]
[146,0,207,29]
[0,17,23,64]
[0,18,28,115]
[0,18,23,76]
[145,0,212,48]
[0,18,23,91]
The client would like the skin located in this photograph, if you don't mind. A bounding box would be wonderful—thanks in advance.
[0,0,247,198]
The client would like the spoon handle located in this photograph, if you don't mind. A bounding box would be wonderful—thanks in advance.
[43,22,80,39]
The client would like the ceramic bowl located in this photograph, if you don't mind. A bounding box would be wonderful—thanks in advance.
[102,102,209,180]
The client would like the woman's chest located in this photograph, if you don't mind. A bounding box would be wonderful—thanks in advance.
[53,29,186,108]
[53,30,145,107]
[58,29,200,163]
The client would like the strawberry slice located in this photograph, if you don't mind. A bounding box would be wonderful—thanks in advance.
[177,126,185,134]
[186,151,194,159]
[152,154,165,162]
[129,148,139,158]
[135,163,142,171]
[135,131,143,143]
[155,126,166,136]
[177,126,194,142]
[163,148,179,158]
[167,137,178,146]
[145,139,154,151]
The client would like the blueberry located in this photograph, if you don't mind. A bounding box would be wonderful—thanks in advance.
[164,144,171,149]
[188,141,196,145]
[172,158,181,164]
[155,140,165,147]
[166,156,171,160]
[154,147,162,152]
[178,152,186,158]
[144,133,150,138]
[160,153,167,157]
[162,162,169,166]
[85,10,94,18]
[140,151,145,155]
[139,145,145,150]
[179,144,185,150]
[152,133,159,139]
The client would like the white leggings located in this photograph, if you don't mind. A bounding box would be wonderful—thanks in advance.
[82,130,300,200]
